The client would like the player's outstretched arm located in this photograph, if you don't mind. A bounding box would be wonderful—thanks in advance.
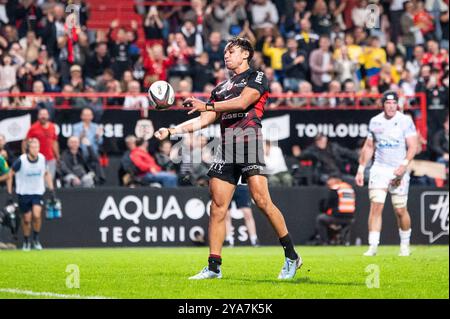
[185,87,262,114]
[355,138,374,187]
[154,111,220,140]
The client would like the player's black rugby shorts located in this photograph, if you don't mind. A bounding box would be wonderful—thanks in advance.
[207,139,265,185]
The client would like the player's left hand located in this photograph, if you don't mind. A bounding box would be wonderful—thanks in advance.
[184,97,207,114]
[393,164,407,178]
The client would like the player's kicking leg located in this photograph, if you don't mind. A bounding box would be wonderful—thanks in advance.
[364,189,387,256]
[247,175,302,279]
[189,177,236,280]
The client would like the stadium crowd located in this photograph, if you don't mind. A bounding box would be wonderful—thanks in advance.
[0,0,449,188]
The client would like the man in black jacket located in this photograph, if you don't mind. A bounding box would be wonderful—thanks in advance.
[299,134,359,185]
[281,36,308,92]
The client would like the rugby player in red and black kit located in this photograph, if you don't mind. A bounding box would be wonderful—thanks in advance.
[155,38,302,280]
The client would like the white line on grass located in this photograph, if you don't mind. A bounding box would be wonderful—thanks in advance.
[0,288,114,299]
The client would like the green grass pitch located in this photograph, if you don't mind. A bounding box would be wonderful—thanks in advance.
[0,246,448,299]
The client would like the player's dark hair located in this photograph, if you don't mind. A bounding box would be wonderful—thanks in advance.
[225,37,254,61]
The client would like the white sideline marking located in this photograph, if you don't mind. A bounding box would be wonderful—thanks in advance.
[0,288,113,299]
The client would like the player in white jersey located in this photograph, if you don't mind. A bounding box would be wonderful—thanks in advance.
[6,138,56,251]
[355,91,418,257]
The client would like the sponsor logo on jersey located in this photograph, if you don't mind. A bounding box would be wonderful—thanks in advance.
[255,72,264,84]
[377,138,400,148]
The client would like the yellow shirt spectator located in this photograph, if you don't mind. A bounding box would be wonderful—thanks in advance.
[360,47,387,70]
[333,44,363,63]
[263,37,287,71]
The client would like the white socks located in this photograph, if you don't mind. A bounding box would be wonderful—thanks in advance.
[250,235,258,246]
[399,228,411,246]
[368,231,380,247]
[226,235,234,246]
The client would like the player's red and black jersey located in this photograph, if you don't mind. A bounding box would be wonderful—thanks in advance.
[207,68,269,185]
[209,68,269,144]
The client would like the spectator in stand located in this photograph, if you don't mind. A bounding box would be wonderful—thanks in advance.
[1,85,26,108]
[422,39,448,81]
[124,80,149,113]
[250,0,279,39]
[24,108,59,179]
[143,6,164,43]
[360,36,387,85]
[143,44,175,87]
[263,140,293,186]
[294,18,319,58]
[15,0,43,38]
[191,52,216,93]
[237,20,257,47]
[351,0,368,29]
[267,81,286,109]
[105,79,124,107]
[108,19,138,79]
[414,0,436,42]
[155,139,177,173]
[24,80,54,114]
[391,55,407,85]
[204,0,247,40]
[85,42,111,82]
[120,70,134,93]
[130,138,178,188]
[180,19,203,54]
[119,135,137,186]
[432,114,449,170]
[406,45,425,78]
[310,0,333,35]
[309,35,334,92]
[424,69,449,139]
[389,0,407,43]
[282,36,308,92]
[263,35,287,81]
[59,136,97,188]
[318,80,343,108]
[175,79,192,107]
[401,1,418,61]
[333,32,363,64]
[342,79,357,106]
[69,64,84,92]
[299,134,358,185]
[334,45,359,85]
[72,107,103,159]
[47,74,61,93]
[288,80,317,107]
[0,133,15,166]
[204,31,226,71]
[284,0,311,34]
[167,32,195,89]
[0,53,23,92]
[19,30,41,64]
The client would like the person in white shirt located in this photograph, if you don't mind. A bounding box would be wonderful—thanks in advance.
[6,138,55,251]
[355,90,418,257]
[123,80,149,111]
[263,140,293,186]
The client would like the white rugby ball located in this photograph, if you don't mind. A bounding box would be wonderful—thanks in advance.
[148,80,175,110]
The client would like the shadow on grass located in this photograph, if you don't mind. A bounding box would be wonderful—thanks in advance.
[220,276,365,287]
